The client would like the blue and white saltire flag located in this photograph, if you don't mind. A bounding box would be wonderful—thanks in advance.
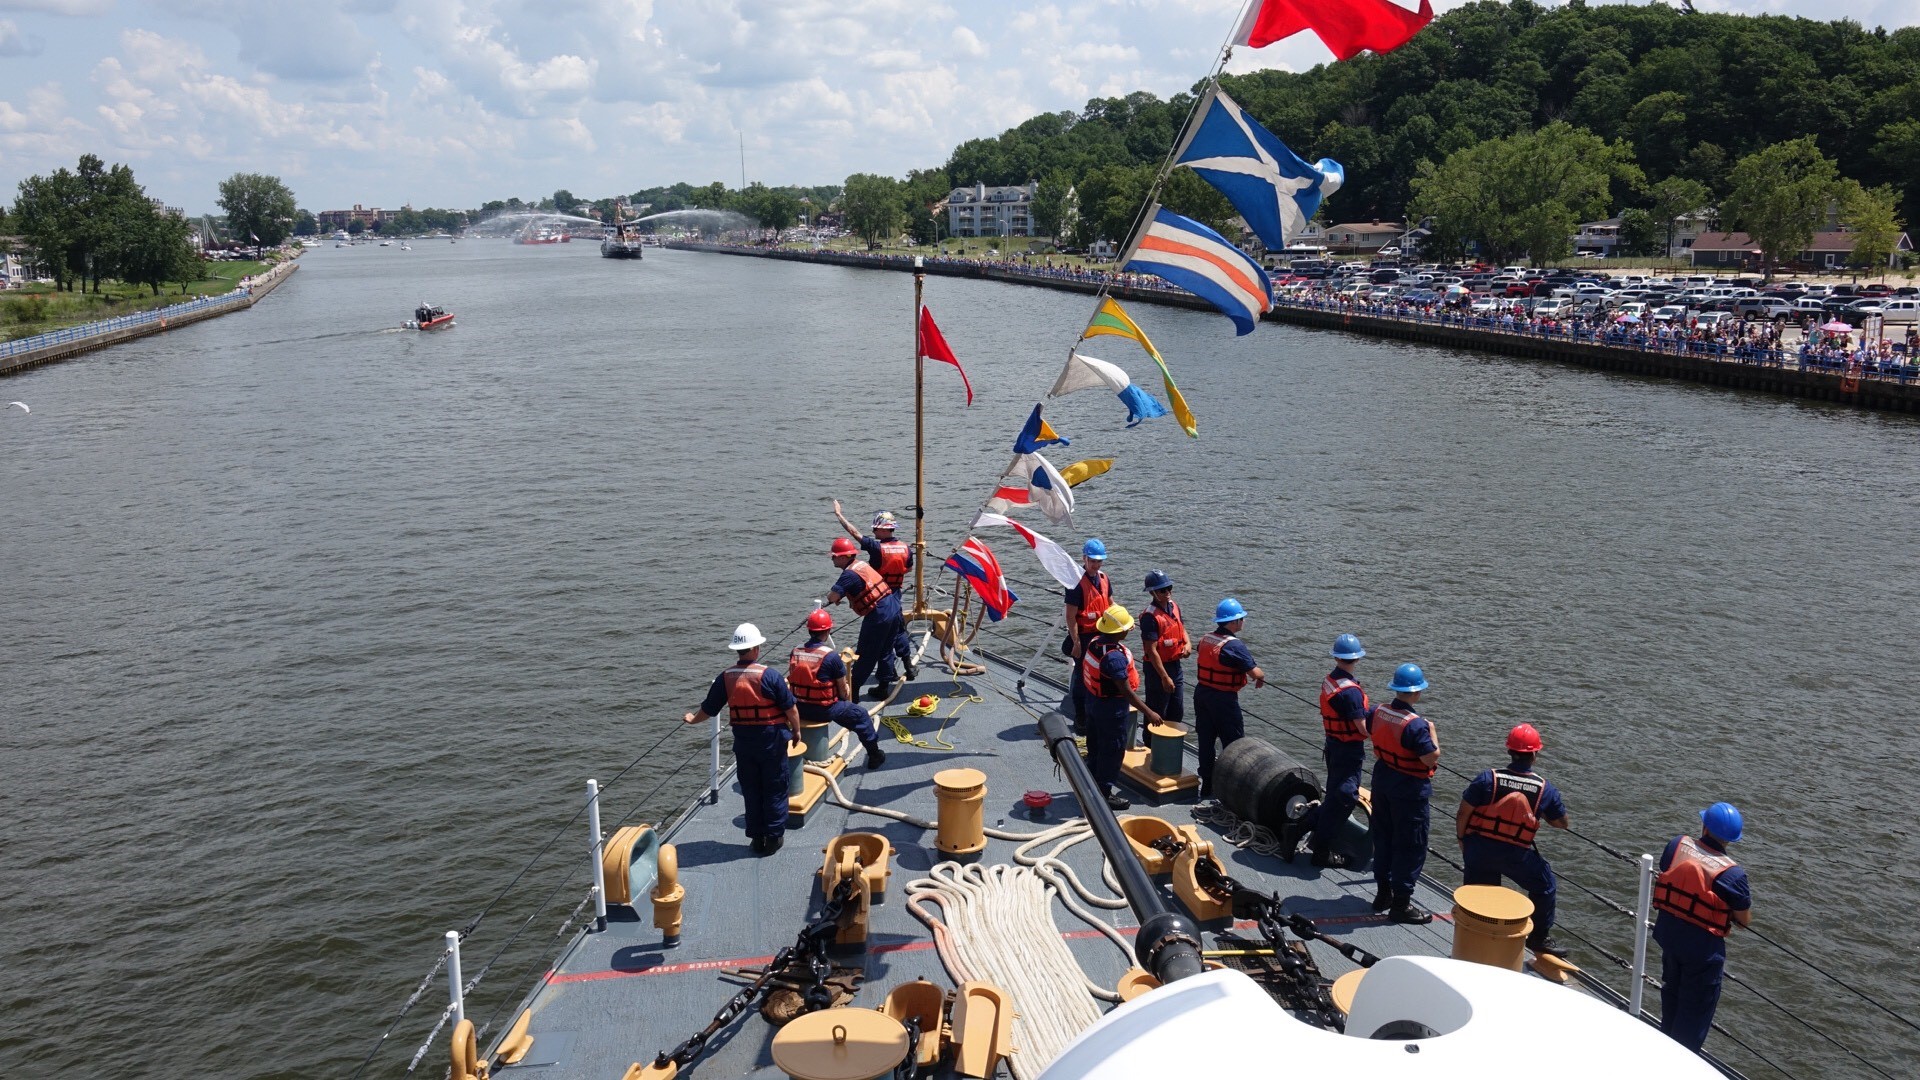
[1048,351,1170,427]
[1172,84,1343,251]
[1120,205,1273,336]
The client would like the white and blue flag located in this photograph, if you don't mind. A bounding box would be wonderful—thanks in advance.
[1172,84,1343,251]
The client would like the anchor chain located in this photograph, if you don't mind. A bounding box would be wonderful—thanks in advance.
[647,876,861,1075]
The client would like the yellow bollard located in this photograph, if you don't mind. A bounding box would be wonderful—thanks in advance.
[1450,884,1534,971]
[933,768,988,856]
[652,843,685,945]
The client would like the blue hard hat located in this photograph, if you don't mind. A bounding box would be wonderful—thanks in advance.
[1388,662,1428,694]
[1701,802,1744,844]
[1331,634,1366,661]
[1082,538,1107,560]
[1144,570,1173,592]
[1214,598,1246,623]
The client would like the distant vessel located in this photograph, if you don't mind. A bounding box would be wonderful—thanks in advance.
[515,224,567,245]
[407,303,454,330]
[600,199,644,260]
[379,239,393,247]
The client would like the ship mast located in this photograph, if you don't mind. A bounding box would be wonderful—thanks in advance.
[908,258,950,640]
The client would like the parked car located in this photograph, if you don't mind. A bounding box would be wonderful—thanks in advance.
[1791,298,1828,317]
[1533,297,1573,318]
[1695,311,1734,329]
[1650,305,1688,324]
[1733,297,1794,320]
[1615,302,1649,320]
[1878,298,1920,324]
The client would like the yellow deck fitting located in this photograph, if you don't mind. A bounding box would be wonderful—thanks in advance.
[820,833,892,902]
[770,1008,910,1080]
[1531,950,1581,985]
[449,1018,489,1080]
[495,1009,535,1066]
[1117,815,1178,876]
[1170,831,1232,922]
[788,753,848,826]
[950,981,1015,1079]
[933,768,988,856]
[1330,969,1367,1016]
[1115,967,1161,1001]
[1119,721,1200,797]
[599,824,660,907]
[882,979,949,1069]
[1451,884,1535,972]
[652,842,685,943]
[622,1063,677,1080]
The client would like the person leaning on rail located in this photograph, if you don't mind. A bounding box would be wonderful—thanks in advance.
[1455,723,1569,957]
[1653,802,1753,1053]
[1368,663,1439,924]
[1192,598,1263,800]
[1281,633,1370,871]
[683,623,803,856]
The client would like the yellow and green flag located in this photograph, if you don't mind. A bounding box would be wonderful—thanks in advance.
[1080,298,1197,437]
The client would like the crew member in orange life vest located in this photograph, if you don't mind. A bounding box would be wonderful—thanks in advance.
[1192,598,1264,798]
[828,536,915,701]
[1281,633,1370,870]
[1369,662,1439,924]
[833,499,917,679]
[683,623,802,855]
[1062,539,1113,734]
[1136,570,1188,746]
[1653,803,1753,1053]
[786,608,887,769]
[1079,604,1161,812]
[1456,724,1569,956]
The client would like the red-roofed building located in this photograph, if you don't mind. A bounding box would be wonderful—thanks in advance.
[1689,230,1912,270]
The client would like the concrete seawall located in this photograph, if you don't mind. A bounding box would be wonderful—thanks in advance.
[1,259,300,377]
[667,242,1920,414]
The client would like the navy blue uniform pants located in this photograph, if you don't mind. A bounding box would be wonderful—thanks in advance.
[1370,774,1431,895]
[1142,662,1183,745]
[731,724,791,841]
[1660,949,1726,1052]
[1192,685,1243,794]
[1083,696,1130,795]
[1462,835,1557,935]
[798,700,879,744]
[1308,738,1366,853]
[849,612,907,696]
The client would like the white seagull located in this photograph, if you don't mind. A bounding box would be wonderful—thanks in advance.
[6,401,26,413]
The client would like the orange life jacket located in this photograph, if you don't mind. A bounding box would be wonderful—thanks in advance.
[1319,671,1370,742]
[1370,702,1435,779]
[875,538,911,593]
[786,643,839,706]
[842,560,893,617]
[724,663,783,724]
[1463,768,1545,847]
[1081,640,1141,698]
[1196,632,1248,692]
[1654,835,1738,936]
[1072,571,1111,636]
[1146,602,1189,663]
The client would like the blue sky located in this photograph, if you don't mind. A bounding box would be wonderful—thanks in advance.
[1,0,1913,215]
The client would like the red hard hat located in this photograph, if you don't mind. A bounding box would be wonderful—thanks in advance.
[806,609,834,632]
[1506,723,1544,753]
[830,536,858,557]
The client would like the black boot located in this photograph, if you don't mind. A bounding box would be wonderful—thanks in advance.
[1105,791,1131,811]
[1371,885,1393,912]
[1389,892,1432,924]
[1310,848,1351,870]
[863,739,887,768]
[750,836,767,854]
[1528,934,1568,957]
[760,834,784,856]
[1277,819,1309,864]
[903,657,918,681]
[867,683,893,701]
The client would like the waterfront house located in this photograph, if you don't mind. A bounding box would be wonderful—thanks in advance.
[1689,230,1913,270]
[946,182,1039,239]
[1326,221,1401,254]
[316,204,405,232]
[1574,218,1622,257]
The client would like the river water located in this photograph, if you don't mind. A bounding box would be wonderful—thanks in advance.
[2,242,1915,1078]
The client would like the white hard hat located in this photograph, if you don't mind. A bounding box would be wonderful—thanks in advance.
[729,622,766,650]
[872,511,897,529]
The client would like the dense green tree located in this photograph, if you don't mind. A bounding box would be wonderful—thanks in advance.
[1841,182,1904,274]
[1409,122,1640,266]
[841,173,904,244]
[217,172,298,248]
[293,209,318,236]
[1648,175,1711,259]
[1617,208,1663,257]
[1031,172,1073,241]
[552,188,579,213]
[346,218,366,235]
[1720,136,1842,279]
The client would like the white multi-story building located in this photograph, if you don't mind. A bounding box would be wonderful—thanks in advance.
[946,181,1039,238]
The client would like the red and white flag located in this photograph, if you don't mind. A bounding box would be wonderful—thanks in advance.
[1234,0,1433,61]
[971,512,1082,589]
[918,306,974,406]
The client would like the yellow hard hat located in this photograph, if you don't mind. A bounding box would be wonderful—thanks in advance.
[1095,603,1135,634]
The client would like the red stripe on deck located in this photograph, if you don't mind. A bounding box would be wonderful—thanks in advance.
[546,912,1445,985]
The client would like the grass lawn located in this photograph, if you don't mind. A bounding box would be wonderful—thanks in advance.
[2,259,273,342]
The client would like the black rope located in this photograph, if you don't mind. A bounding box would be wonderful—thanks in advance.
[1721,969,1900,1080]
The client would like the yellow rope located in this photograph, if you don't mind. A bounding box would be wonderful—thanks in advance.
[878,688,980,751]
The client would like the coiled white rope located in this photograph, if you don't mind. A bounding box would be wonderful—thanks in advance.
[906,863,1110,1080]
[1191,798,1285,857]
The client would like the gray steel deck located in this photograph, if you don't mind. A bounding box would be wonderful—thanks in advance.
[491,649,1481,1079]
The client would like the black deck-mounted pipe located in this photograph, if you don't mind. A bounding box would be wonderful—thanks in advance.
[1037,710,1204,985]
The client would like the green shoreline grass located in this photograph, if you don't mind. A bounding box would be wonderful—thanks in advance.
[2,259,271,342]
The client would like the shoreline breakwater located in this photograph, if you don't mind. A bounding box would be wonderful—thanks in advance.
[1,258,300,377]
[666,241,1920,415]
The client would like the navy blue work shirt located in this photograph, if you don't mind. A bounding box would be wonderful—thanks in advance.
[1653,834,1752,962]
[699,664,796,719]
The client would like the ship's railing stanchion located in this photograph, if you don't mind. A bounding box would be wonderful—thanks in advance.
[1629,852,1655,1019]
[444,930,466,1028]
[587,779,608,933]
[708,715,723,804]
[1016,610,1064,694]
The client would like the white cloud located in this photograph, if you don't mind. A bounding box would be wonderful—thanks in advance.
[0,15,44,54]
[951,25,985,59]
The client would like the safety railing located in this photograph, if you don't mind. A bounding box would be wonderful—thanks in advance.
[0,289,249,359]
